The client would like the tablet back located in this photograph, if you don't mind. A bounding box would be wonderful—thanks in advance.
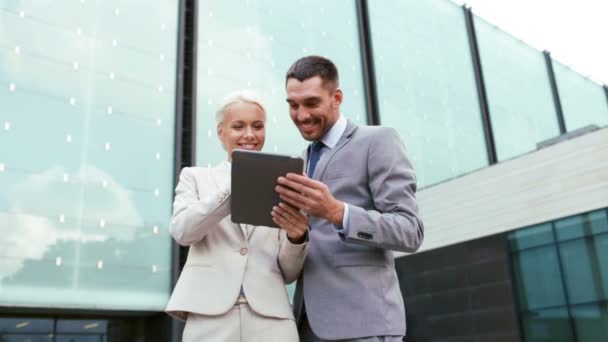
[231,150,304,228]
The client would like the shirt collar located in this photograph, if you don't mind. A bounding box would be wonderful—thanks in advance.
[319,114,346,149]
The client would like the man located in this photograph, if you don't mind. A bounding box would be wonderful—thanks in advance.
[273,56,424,341]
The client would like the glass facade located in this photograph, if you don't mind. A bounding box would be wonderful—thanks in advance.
[475,16,560,161]
[0,317,141,341]
[0,1,178,310]
[368,0,488,187]
[195,0,366,167]
[552,61,608,132]
[508,209,608,342]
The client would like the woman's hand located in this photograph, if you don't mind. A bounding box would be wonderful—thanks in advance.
[271,202,308,244]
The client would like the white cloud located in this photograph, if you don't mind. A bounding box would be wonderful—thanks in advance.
[0,165,143,280]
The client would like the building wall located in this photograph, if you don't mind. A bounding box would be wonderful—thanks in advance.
[408,127,608,255]
[396,233,520,342]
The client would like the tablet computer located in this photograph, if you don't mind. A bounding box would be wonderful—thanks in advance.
[231,149,304,228]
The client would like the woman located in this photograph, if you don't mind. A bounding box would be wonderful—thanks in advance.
[165,90,308,341]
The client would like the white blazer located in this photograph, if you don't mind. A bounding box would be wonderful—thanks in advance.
[165,163,308,321]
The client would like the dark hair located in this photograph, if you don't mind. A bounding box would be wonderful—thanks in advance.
[285,55,339,90]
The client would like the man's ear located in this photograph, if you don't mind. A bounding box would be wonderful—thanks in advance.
[333,88,343,105]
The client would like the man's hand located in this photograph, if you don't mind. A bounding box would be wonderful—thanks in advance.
[275,173,344,226]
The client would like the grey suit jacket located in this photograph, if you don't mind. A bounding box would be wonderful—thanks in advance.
[293,120,424,340]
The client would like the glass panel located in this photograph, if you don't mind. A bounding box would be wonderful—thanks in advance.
[521,307,573,342]
[0,318,53,333]
[594,234,608,300]
[368,0,488,187]
[474,16,560,161]
[57,320,107,334]
[2,336,53,342]
[196,0,366,167]
[553,60,608,132]
[0,1,177,310]
[507,223,554,251]
[56,335,102,342]
[555,209,608,241]
[512,246,566,310]
[571,302,608,342]
[559,239,607,304]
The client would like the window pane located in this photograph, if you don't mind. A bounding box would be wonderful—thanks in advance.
[507,223,554,251]
[0,318,53,333]
[195,0,366,166]
[571,303,608,342]
[474,16,560,161]
[368,0,488,187]
[512,246,566,310]
[559,239,606,304]
[0,1,177,310]
[553,61,608,132]
[555,209,608,241]
[521,307,573,342]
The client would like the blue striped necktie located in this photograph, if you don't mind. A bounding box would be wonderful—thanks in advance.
[307,141,324,177]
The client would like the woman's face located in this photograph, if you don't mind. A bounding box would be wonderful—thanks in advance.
[217,101,266,160]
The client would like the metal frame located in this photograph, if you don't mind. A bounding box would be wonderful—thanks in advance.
[604,85,608,109]
[355,0,380,126]
[543,51,567,134]
[463,6,497,165]
[169,0,198,340]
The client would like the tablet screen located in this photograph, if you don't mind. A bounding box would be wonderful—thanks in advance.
[231,150,304,228]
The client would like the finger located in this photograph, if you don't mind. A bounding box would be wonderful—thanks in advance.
[272,206,296,226]
[279,193,312,212]
[277,176,319,196]
[271,210,293,230]
[277,203,307,224]
[285,173,324,189]
[276,184,312,205]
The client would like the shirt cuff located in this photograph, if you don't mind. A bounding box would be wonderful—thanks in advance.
[333,203,350,235]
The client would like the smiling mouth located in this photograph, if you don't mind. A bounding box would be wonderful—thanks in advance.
[299,121,319,132]
[238,143,259,150]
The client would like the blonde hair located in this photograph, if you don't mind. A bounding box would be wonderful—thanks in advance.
[215,90,266,127]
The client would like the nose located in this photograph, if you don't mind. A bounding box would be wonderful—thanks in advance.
[296,108,311,122]
[244,126,254,138]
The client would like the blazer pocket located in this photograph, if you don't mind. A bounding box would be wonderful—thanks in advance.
[332,252,388,267]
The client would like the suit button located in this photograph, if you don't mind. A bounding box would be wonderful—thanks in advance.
[240,248,248,255]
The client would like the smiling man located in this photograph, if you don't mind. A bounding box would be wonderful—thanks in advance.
[273,56,425,342]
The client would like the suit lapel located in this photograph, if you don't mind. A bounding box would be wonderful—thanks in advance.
[313,120,358,180]
[210,162,249,240]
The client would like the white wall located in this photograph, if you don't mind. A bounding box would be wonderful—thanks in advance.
[400,127,608,256]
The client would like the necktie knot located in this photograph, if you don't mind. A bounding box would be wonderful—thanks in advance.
[307,141,325,177]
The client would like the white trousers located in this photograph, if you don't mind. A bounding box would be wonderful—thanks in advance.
[183,303,299,342]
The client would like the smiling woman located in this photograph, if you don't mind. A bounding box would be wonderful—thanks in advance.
[215,91,267,159]
[165,90,309,341]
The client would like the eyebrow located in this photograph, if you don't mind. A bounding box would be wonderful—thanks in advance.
[286,96,322,103]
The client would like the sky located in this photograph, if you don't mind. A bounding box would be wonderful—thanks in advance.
[454,0,608,85]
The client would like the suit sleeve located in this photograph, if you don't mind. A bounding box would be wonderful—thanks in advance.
[340,128,424,253]
[277,229,308,284]
[170,167,231,246]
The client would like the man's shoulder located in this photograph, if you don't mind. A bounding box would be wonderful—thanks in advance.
[352,124,399,142]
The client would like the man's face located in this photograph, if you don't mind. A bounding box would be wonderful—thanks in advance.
[286,76,342,141]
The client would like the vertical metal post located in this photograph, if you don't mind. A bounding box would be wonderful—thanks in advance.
[463,6,497,165]
[603,85,608,111]
[355,0,380,125]
[169,0,198,340]
[543,51,567,134]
